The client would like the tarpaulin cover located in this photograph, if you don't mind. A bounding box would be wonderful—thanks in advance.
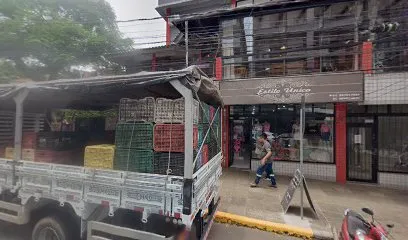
[0,66,223,111]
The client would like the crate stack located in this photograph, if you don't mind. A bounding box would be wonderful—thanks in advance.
[207,104,221,162]
[112,97,156,173]
[4,132,37,161]
[114,122,154,173]
[153,97,199,176]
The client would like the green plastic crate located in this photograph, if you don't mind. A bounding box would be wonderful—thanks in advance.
[198,124,211,147]
[115,123,154,149]
[114,148,153,173]
[199,103,210,123]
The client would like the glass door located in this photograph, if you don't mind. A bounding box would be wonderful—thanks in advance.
[229,118,252,169]
[347,124,377,182]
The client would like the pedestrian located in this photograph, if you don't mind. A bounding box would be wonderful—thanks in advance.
[251,133,277,188]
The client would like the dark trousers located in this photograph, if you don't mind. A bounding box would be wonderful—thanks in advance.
[255,162,276,185]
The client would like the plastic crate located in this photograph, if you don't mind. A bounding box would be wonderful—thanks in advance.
[199,102,210,123]
[155,98,199,124]
[115,123,154,149]
[84,145,115,169]
[114,148,153,173]
[153,152,184,176]
[119,97,155,122]
[153,124,198,153]
[22,132,37,149]
[35,150,75,164]
[4,147,35,161]
[209,106,220,124]
[201,144,209,165]
[198,124,211,147]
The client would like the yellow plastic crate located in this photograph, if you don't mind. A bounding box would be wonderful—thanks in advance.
[84,145,115,169]
[5,147,35,161]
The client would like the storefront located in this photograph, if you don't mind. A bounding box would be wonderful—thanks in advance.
[347,104,408,189]
[220,72,364,183]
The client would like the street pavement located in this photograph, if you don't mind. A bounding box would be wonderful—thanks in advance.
[219,168,408,240]
[0,221,298,240]
[208,223,300,240]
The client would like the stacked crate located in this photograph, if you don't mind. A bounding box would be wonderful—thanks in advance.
[115,148,153,173]
[115,98,156,173]
[153,152,184,176]
[5,147,35,161]
[199,103,210,123]
[22,132,37,149]
[155,98,199,124]
[153,124,198,153]
[119,98,155,122]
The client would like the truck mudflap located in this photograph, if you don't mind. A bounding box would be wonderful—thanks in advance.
[87,221,174,240]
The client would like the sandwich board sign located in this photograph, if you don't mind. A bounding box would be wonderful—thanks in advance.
[280,169,316,215]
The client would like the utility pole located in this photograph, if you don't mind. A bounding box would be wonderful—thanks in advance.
[300,95,305,219]
[185,20,189,67]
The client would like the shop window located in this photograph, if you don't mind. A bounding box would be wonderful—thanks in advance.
[348,104,366,114]
[391,105,408,113]
[378,116,408,173]
[230,106,244,116]
[367,105,388,114]
[252,104,334,164]
[314,104,334,115]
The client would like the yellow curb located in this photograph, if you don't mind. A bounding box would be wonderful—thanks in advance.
[214,211,314,239]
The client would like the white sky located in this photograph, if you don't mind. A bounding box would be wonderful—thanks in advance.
[106,0,166,48]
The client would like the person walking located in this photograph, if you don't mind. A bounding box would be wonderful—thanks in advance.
[251,133,277,188]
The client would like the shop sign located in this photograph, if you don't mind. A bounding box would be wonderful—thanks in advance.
[281,169,316,215]
[220,72,364,104]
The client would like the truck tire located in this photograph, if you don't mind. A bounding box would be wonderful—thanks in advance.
[32,216,72,240]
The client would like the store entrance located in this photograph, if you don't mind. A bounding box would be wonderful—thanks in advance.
[347,124,377,182]
[229,118,252,169]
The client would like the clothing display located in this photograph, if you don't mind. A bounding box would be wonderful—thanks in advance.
[320,122,331,142]
[292,123,301,140]
[263,121,271,132]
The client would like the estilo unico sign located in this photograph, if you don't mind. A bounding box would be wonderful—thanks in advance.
[220,72,364,105]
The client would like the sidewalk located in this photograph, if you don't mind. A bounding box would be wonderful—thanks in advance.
[218,168,408,239]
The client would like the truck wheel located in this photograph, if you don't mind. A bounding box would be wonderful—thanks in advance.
[32,216,71,240]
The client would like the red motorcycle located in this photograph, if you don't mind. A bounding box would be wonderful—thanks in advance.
[339,208,394,240]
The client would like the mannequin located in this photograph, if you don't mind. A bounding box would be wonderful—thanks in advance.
[320,121,331,146]
[263,121,271,132]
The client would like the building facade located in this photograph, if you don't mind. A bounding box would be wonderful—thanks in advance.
[156,0,408,190]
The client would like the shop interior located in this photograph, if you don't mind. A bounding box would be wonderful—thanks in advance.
[229,104,334,169]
